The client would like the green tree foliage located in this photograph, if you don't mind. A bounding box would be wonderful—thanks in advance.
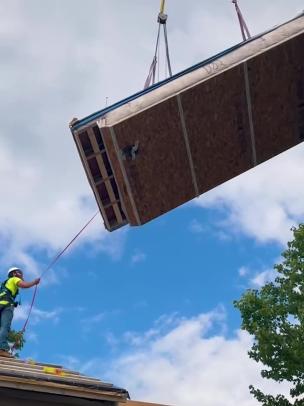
[8,329,25,357]
[234,224,304,406]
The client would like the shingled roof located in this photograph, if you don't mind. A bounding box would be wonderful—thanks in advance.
[0,356,129,405]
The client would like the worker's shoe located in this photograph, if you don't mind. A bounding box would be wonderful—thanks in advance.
[0,350,14,358]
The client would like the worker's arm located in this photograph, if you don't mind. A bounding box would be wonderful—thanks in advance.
[17,278,40,289]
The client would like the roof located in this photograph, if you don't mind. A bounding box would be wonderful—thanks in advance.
[0,356,129,403]
[70,11,304,132]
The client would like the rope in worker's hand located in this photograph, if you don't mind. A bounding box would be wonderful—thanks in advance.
[12,211,99,350]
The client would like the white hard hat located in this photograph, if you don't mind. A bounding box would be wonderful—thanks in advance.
[7,267,22,277]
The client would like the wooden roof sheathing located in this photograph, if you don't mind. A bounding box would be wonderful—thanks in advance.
[71,12,304,231]
[0,357,129,403]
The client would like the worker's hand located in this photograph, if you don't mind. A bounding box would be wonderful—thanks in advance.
[34,278,41,285]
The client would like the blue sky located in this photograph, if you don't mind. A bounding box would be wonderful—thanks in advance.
[1,1,304,405]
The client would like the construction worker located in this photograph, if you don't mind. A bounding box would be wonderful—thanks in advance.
[0,267,40,358]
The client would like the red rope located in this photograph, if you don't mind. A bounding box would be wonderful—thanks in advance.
[16,211,99,340]
[20,285,38,334]
[40,211,99,278]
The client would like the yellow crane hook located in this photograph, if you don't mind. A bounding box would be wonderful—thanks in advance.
[160,0,165,14]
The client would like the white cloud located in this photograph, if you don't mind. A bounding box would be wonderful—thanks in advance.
[13,304,62,325]
[196,144,304,245]
[131,251,147,265]
[250,269,277,288]
[104,309,290,406]
[80,312,105,334]
[26,331,39,344]
[239,266,249,277]
[189,219,205,234]
[237,263,279,288]
[57,355,81,371]
[1,0,303,268]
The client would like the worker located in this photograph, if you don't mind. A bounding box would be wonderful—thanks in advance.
[0,267,40,358]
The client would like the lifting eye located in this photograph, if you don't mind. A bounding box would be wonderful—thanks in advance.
[120,141,139,161]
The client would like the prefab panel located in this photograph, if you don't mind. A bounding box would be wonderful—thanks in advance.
[111,98,196,225]
[180,64,253,194]
[248,33,304,164]
[70,12,304,231]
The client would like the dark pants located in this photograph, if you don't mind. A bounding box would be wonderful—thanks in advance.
[0,305,14,351]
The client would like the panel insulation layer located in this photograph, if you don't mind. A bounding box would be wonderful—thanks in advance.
[71,13,304,231]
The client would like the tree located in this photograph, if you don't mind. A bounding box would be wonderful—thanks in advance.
[8,329,25,357]
[234,224,304,406]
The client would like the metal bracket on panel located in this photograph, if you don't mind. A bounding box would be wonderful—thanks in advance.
[97,117,107,128]
[69,117,79,128]
[120,141,139,161]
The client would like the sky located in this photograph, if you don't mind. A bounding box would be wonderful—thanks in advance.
[1,1,304,405]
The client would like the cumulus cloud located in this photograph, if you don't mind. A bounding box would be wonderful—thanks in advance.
[189,219,205,234]
[237,261,280,288]
[52,307,295,405]
[1,0,303,269]
[239,266,249,277]
[14,304,62,325]
[250,269,277,288]
[95,308,289,406]
[80,312,105,334]
[196,144,304,245]
[131,250,147,265]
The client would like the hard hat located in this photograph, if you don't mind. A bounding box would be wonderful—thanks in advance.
[7,267,23,277]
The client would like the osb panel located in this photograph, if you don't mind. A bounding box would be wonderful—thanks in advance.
[101,126,138,225]
[248,33,304,163]
[113,98,196,224]
[181,65,253,194]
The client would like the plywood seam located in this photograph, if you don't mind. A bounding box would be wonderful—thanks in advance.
[176,95,200,196]
[243,62,257,166]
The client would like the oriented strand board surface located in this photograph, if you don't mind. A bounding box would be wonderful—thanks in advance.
[181,64,253,194]
[249,32,304,163]
[112,98,196,225]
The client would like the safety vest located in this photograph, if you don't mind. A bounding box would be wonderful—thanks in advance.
[0,278,19,307]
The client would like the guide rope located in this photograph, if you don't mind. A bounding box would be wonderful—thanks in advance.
[15,211,99,341]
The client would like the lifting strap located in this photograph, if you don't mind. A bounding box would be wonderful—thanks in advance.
[144,0,173,89]
[232,0,251,41]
